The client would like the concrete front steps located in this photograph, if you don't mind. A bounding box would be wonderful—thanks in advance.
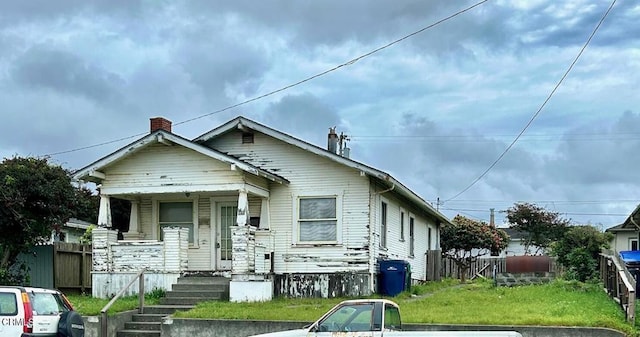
[116,276,230,337]
[161,276,230,305]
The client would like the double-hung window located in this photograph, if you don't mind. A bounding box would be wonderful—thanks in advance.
[409,217,415,256]
[159,201,195,244]
[400,210,405,241]
[298,197,337,243]
[380,202,387,248]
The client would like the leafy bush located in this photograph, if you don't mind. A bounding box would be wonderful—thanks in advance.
[551,225,612,282]
[563,248,598,282]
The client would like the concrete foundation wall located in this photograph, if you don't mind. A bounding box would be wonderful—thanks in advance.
[83,310,137,337]
[274,272,372,298]
[92,272,179,298]
[160,319,625,337]
[230,280,273,302]
[496,272,555,287]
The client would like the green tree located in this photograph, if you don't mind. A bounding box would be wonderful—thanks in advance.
[506,202,570,255]
[0,156,77,284]
[441,215,509,282]
[72,186,99,224]
[551,225,612,282]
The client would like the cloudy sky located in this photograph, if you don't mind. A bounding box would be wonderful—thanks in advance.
[1,0,638,229]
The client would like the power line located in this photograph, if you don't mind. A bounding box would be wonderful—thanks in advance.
[43,0,489,158]
[437,199,639,204]
[351,133,640,143]
[442,0,617,203]
[440,207,628,217]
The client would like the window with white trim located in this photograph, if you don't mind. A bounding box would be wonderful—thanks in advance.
[298,197,337,243]
[409,217,415,256]
[381,201,387,248]
[400,210,405,241]
[159,201,195,244]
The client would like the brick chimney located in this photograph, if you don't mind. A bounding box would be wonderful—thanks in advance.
[150,117,172,133]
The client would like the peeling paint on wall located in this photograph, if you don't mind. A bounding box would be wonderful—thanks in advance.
[274,272,371,298]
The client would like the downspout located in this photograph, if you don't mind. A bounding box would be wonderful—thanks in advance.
[371,183,394,294]
[376,183,395,195]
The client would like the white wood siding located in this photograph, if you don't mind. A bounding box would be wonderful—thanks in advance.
[370,187,438,281]
[208,131,371,274]
[101,143,245,192]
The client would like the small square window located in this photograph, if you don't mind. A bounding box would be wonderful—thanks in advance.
[242,132,254,144]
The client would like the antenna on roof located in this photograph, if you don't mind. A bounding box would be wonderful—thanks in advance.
[339,132,350,158]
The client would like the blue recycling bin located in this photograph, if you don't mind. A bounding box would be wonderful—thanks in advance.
[619,250,640,265]
[619,250,640,290]
[378,260,410,296]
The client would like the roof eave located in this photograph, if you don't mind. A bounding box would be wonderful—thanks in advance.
[73,130,289,185]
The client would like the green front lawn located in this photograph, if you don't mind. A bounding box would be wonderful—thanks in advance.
[68,279,639,336]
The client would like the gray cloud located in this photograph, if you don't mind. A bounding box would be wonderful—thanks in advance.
[10,46,125,104]
[0,0,638,228]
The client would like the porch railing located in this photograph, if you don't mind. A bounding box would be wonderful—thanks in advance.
[99,269,146,337]
[600,250,636,324]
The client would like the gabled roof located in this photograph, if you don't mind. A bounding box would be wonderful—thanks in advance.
[195,116,451,225]
[501,227,527,240]
[606,204,640,232]
[65,218,93,230]
[73,129,288,184]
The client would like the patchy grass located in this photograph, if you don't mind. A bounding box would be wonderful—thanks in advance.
[66,280,637,336]
[174,279,637,336]
[67,289,164,316]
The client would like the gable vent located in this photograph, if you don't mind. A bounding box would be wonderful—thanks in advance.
[242,132,254,144]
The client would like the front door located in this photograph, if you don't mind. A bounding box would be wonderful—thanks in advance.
[217,202,237,270]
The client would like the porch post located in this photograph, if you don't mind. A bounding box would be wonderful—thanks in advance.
[123,201,141,240]
[97,194,112,228]
[232,189,255,275]
[237,189,250,226]
[259,198,270,229]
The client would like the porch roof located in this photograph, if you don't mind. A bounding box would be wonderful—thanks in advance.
[195,116,452,225]
[72,129,289,185]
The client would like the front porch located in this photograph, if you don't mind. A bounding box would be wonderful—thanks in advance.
[92,224,274,302]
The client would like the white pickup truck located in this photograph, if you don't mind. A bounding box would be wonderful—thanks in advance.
[251,299,522,337]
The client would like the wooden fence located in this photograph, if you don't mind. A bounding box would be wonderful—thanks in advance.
[19,242,92,294]
[440,256,508,280]
[600,250,636,324]
[428,253,565,281]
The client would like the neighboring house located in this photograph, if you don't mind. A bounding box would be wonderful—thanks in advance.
[73,116,451,300]
[606,204,640,253]
[499,227,527,257]
[49,218,92,244]
[495,227,545,257]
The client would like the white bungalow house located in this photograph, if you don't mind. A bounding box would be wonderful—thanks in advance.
[606,204,640,253]
[73,116,451,301]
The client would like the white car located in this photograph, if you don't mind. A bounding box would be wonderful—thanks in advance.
[0,286,84,337]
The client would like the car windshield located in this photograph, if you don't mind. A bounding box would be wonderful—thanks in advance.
[29,292,70,315]
[318,303,374,332]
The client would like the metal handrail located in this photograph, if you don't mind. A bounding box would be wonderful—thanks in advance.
[99,269,146,337]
